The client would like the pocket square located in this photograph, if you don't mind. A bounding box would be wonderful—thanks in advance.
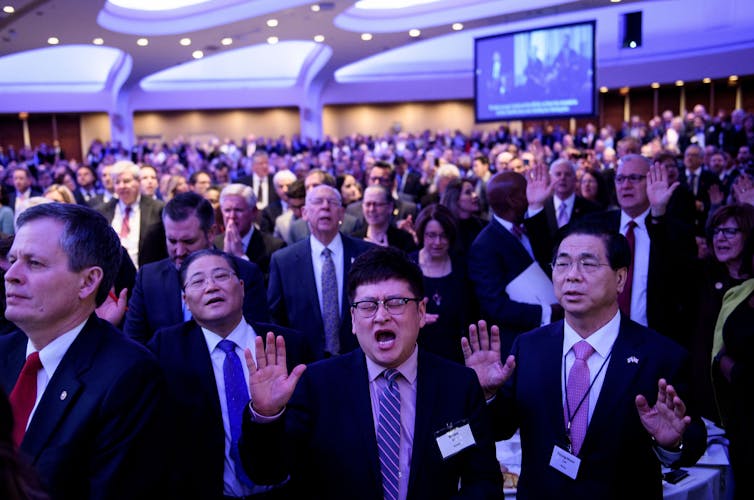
[627,356,639,364]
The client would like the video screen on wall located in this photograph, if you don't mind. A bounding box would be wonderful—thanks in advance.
[474,20,596,122]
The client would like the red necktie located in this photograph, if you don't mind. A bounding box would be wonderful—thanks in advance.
[120,205,131,238]
[618,220,637,316]
[9,351,43,447]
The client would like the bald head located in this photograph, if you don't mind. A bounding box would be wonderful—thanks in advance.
[487,172,528,223]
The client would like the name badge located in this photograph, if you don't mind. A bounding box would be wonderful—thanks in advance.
[435,421,475,459]
[550,445,581,479]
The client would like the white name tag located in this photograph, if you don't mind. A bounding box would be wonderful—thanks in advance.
[550,445,581,479]
[436,423,475,459]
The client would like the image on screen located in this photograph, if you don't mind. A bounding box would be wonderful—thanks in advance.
[474,20,596,122]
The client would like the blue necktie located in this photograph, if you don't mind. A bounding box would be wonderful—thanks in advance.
[377,369,401,500]
[218,339,254,487]
[321,248,341,355]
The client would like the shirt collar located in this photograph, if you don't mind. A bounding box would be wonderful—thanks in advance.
[26,318,88,379]
[492,213,516,232]
[620,206,650,231]
[310,231,343,257]
[118,195,141,211]
[365,345,419,385]
[554,192,576,210]
[562,310,621,359]
[201,318,258,355]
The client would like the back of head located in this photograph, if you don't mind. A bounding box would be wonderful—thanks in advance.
[347,246,423,302]
[487,171,526,219]
[164,191,215,233]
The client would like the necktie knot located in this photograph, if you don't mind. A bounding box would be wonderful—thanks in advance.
[573,340,594,361]
[510,223,526,239]
[383,368,400,384]
[217,339,237,355]
[627,220,637,230]
[322,247,332,259]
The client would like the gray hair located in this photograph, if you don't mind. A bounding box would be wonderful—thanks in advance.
[219,183,257,208]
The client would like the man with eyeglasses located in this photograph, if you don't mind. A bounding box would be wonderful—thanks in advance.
[148,248,310,500]
[464,223,706,499]
[346,161,418,227]
[240,246,503,499]
[583,154,696,345]
[268,184,373,360]
[354,185,417,252]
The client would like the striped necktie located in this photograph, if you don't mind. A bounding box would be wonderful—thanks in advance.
[377,369,401,500]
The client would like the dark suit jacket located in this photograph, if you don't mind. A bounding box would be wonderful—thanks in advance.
[237,174,280,208]
[542,195,601,241]
[214,229,286,283]
[488,317,706,500]
[259,199,283,234]
[288,213,364,242]
[97,196,167,266]
[124,256,270,344]
[8,186,43,212]
[679,168,721,234]
[346,197,418,226]
[240,348,503,499]
[0,315,167,500]
[147,319,312,500]
[351,225,418,253]
[267,235,373,359]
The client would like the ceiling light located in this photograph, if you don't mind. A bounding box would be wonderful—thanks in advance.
[3,5,15,14]
[409,29,421,38]
[267,19,278,28]
[361,33,373,41]
[221,37,233,46]
[610,0,622,3]
[599,87,608,93]
[619,86,630,95]
[311,4,320,12]
[192,50,203,59]
[267,36,279,45]
[675,80,684,87]
[452,23,463,31]
[47,37,59,45]
[702,77,712,84]
[137,38,149,46]
[650,82,660,89]
[92,37,104,46]
[179,38,191,46]
[314,35,325,43]
[729,75,739,82]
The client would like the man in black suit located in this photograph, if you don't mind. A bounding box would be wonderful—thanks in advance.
[214,183,286,282]
[346,161,417,226]
[237,151,279,212]
[0,203,166,499]
[464,224,706,499]
[148,248,310,500]
[538,159,600,240]
[241,247,502,499]
[72,165,100,206]
[268,184,373,360]
[97,160,166,267]
[259,170,296,234]
[124,192,269,344]
[680,144,721,234]
[9,166,42,215]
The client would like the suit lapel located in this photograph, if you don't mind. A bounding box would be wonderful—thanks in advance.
[299,238,323,329]
[160,262,184,322]
[540,324,570,443]
[183,323,224,423]
[246,230,263,261]
[346,351,383,489]
[408,350,438,494]
[0,332,28,394]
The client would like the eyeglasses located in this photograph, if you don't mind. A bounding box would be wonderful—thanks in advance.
[424,231,448,241]
[351,297,422,318]
[551,258,612,274]
[308,197,341,207]
[711,227,741,238]
[184,270,236,291]
[614,174,647,184]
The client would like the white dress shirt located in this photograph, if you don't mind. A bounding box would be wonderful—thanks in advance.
[112,197,142,267]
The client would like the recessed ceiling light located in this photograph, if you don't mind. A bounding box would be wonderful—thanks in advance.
[628,41,637,49]
[361,33,373,41]
[619,86,630,95]
[452,23,463,31]
[314,35,325,43]
[610,0,622,3]
[729,75,739,82]
[675,80,684,87]
[267,19,278,28]
[267,36,279,45]
[221,37,233,46]
[3,5,15,14]
[192,50,203,59]
[650,82,660,89]
[409,29,421,38]
[702,77,712,84]
[599,86,608,93]
[137,38,149,47]
[47,37,59,45]
[311,4,320,12]
[179,38,191,46]
[92,37,104,46]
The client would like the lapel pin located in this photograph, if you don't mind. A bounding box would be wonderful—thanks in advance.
[627,356,639,364]
[60,390,68,401]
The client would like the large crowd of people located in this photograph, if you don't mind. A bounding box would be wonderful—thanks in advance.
[0,103,753,499]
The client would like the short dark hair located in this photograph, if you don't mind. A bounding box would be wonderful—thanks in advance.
[707,203,754,246]
[16,203,121,306]
[188,170,212,186]
[559,220,631,270]
[347,246,423,302]
[163,192,214,233]
[287,179,306,200]
[178,248,239,287]
[415,203,457,248]
[371,161,396,181]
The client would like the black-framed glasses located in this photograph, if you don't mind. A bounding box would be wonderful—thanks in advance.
[551,258,612,274]
[351,297,422,318]
[615,174,647,184]
[183,270,237,291]
[711,227,741,238]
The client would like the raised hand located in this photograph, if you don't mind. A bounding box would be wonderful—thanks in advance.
[95,287,128,325]
[646,162,678,217]
[245,332,307,417]
[224,218,244,257]
[733,174,754,206]
[461,320,516,400]
[526,163,553,210]
[635,378,691,449]
[707,183,724,206]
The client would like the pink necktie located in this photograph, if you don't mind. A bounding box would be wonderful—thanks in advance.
[120,205,131,238]
[565,340,595,456]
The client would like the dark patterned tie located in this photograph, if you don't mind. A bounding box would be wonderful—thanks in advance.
[321,248,340,355]
[377,369,401,500]
[617,220,636,316]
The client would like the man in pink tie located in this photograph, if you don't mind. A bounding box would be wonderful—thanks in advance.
[463,223,706,499]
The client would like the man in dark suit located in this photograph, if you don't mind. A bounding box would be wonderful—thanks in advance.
[259,170,296,234]
[237,151,279,212]
[346,161,418,226]
[268,184,373,360]
[0,203,166,499]
[148,249,310,500]
[8,166,42,215]
[539,159,600,240]
[468,168,561,356]
[679,144,722,235]
[97,160,166,267]
[72,165,100,206]
[464,224,706,499]
[124,192,269,344]
[214,183,286,282]
[241,247,502,499]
